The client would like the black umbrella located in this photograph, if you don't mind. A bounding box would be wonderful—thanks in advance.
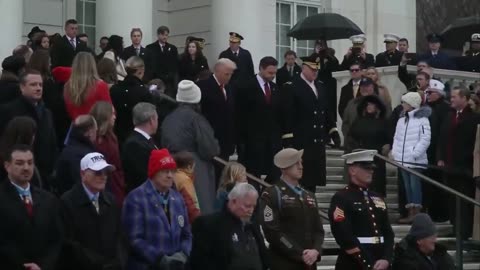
[441,16,480,50]
[287,13,363,40]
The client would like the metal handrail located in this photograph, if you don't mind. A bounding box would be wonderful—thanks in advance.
[375,153,480,270]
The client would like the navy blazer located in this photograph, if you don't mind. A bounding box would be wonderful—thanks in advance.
[418,51,456,70]
[121,45,147,62]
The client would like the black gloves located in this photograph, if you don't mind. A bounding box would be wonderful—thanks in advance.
[330,131,341,148]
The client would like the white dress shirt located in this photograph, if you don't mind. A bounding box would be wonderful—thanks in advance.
[134,127,151,140]
[256,74,268,95]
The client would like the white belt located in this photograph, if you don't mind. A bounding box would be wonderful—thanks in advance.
[357,237,384,244]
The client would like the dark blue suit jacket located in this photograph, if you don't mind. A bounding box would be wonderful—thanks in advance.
[419,51,456,70]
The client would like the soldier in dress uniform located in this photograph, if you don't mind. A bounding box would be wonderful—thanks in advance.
[278,54,341,191]
[218,32,255,86]
[459,33,480,73]
[340,34,375,70]
[375,34,403,67]
[259,148,324,270]
[329,150,394,270]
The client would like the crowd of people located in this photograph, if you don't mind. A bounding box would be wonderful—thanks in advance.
[0,16,479,270]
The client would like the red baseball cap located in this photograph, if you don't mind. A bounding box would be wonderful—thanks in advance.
[148,149,177,178]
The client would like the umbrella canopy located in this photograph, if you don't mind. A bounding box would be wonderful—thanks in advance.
[287,13,363,40]
[440,16,480,50]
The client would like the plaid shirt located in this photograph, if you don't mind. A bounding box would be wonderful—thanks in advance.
[122,180,192,270]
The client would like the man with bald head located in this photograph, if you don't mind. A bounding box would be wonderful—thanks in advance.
[197,58,237,187]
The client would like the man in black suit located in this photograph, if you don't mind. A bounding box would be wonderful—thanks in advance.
[418,33,455,70]
[50,19,90,68]
[375,33,403,67]
[338,62,363,119]
[437,87,480,240]
[190,183,269,270]
[276,50,301,87]
[278,55,341,191]
[218,32,254,86]
[197,58,236,187]
[59,152,123,270]
[121,28,148,63]
[145,26,179,96]
[0,144,63,270]
[121,102,159,193]
[340,34,375,70]
[0,70,57,190]
[236,56,281,183]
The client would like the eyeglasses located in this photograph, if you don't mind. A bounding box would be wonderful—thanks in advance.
[350,69,360,72]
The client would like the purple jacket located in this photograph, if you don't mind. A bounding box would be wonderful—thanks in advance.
[122,180,192,270]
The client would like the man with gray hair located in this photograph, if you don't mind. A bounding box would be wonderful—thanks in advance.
[197,58,237,188]
[121,102,159,192]
[190,182,269,270]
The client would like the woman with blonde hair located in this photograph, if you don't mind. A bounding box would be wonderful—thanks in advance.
[365,67,392,110]
[89,101,125,205]
[64,52,111,120]
[215,162,247,210]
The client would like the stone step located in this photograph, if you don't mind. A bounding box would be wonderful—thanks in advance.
[326,149,344,157]
[320,224,453,239]
[326,166,397,177]
[317,184,399,193]
[316,193,398,204]
[325,175,398,185]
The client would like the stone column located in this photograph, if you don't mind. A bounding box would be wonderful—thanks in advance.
[210,0,276,67]
[0,0,23,61]
[96,0,154,45]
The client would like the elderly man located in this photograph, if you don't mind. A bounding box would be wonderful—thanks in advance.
[122,149,191,270]
[197,58,237,187]
[121,102,159,192]
[0,144,63,270]
[190,183,268,270]
[329,150,394,270]
[393,214,454,270]
[279,55,341,190]
[259,148,324,270]
[59,152,122,270]
[218,32,254,86]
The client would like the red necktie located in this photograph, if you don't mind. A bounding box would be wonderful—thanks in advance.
[23,195,33,218]
[219,84,226,100]
[264,82,271,104]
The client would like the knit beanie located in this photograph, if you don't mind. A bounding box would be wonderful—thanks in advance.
[401,92,422,109]
[2,55,26,75]
[148,149,177,178]
[176,80,201,104]
[408,213,437,240]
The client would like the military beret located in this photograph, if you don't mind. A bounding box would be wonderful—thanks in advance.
[274,148,304,169]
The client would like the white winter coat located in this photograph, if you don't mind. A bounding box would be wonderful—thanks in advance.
[392,106,432,168]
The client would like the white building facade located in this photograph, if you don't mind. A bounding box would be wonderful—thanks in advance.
[1,0,416,67]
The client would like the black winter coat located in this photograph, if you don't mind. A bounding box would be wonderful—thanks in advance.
[218,47,254,85]
[178,54,209,82]
[110,75,153,145]
[392,237,455,270]
[0,96,57,187]
[50,36,90,68]
[0,78,21,105]
[59,183,123,270]
[55,128,96,195]
[190,207,269,270]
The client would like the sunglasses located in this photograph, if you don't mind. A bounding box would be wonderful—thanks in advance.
[350,69,360,72]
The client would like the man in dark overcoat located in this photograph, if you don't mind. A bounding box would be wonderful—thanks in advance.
[50,19,90,68]
[278,55,341,191]
[218,32,254,87]
[235,56,282,184]
[437,86,480,240]
[0,145,63,270]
